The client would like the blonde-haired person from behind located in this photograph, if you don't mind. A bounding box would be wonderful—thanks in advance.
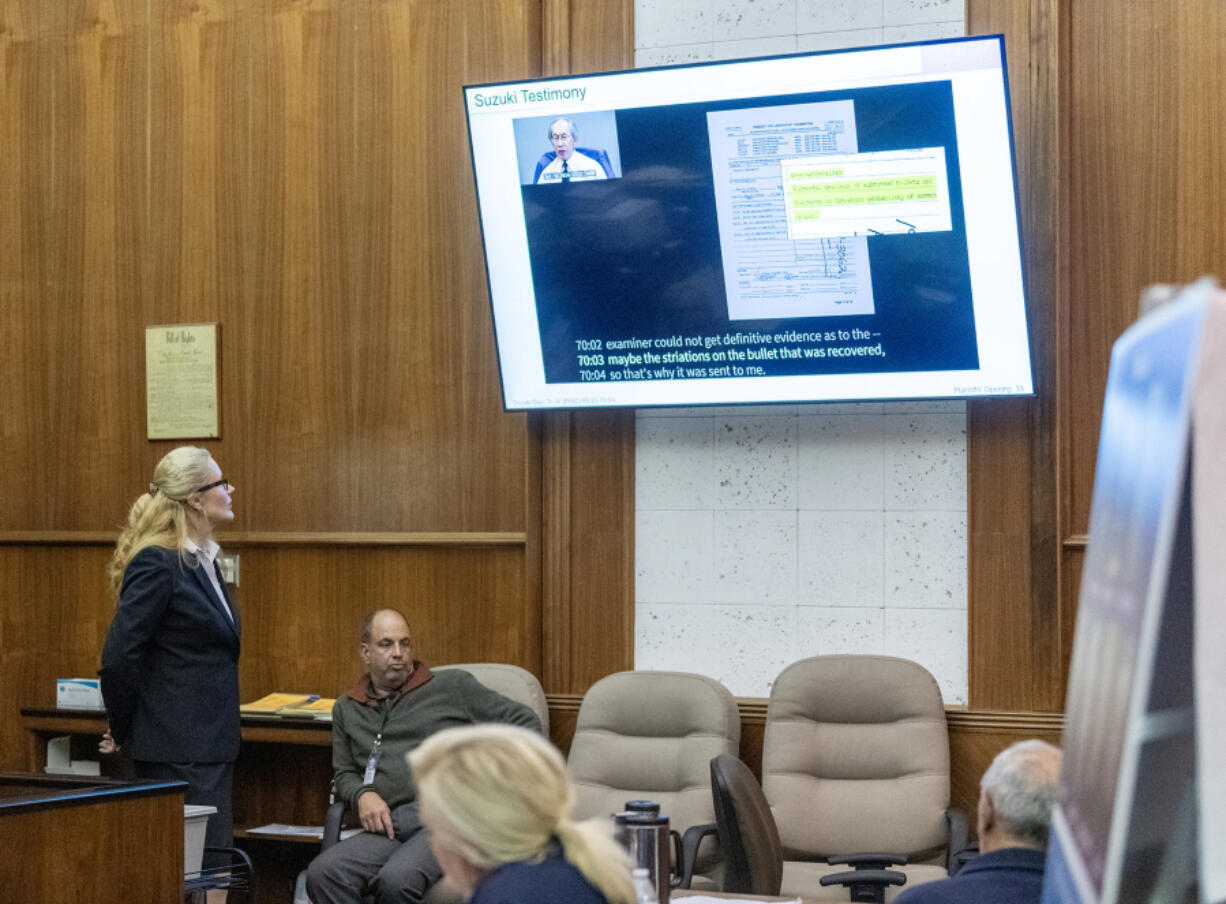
[409,724,636,904]
[99,446,241,875]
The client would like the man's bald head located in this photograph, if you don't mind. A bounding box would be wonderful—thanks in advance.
[361,609,410,644]
[978,739,1063,851]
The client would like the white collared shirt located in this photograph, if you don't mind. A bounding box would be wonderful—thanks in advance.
[187,538,235,624]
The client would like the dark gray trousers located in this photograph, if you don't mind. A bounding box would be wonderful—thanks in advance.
[305,801,443,904]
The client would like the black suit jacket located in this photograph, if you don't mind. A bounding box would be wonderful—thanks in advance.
[100,545,241,763]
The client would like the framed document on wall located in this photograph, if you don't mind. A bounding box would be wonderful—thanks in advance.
[144,323,221,440]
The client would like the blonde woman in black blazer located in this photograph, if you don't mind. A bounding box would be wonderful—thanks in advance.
[100,446,240,863]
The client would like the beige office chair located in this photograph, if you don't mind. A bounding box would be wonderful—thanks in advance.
[567,670,741,889]
[319,663,548,904]
[762,655,967,902]
[433,662,550,735]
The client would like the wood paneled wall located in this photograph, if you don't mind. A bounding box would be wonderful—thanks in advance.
[0,0,634,773]
[964,0,1065,713]
[965,0,1226,713]
[1058,0,1225,685]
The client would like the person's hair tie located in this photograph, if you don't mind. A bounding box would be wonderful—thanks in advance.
[148,483,159,496]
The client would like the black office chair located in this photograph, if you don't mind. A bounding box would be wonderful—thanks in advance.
[709,753,783,896]
[185,846,254,903]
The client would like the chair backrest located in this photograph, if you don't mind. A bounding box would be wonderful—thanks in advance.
[710,754,783,896]
[434,663,549,735]
[578,146,615,177]
[568,670,739,840]
[531,147,615,182]
[762,655,950,861]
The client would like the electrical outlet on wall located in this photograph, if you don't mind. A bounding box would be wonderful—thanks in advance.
[218,553,240,587]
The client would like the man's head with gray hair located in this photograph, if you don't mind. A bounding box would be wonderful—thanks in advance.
[977,740,1062,852]
[548,118,578,161]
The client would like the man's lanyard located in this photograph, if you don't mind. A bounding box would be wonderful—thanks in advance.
[363,694,395,786]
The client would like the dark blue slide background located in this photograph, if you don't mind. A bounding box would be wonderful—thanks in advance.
[520,80,978,384]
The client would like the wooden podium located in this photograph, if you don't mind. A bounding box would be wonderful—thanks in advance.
[0,773,187,903]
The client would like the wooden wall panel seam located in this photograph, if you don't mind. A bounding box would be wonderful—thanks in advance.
[541,0,570,77]
[540,412,574,692]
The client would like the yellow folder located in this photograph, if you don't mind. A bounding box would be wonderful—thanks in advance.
[239,692,316,714]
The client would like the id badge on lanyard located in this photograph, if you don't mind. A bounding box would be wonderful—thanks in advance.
[364,698,392,786]
[364,734,382,785]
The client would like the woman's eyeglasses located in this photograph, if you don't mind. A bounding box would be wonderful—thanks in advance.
[195,477,231,494]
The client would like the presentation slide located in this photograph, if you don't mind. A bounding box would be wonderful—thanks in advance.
[465,37,1031,409]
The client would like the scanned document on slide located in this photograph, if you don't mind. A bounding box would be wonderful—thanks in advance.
[707,100,874,321]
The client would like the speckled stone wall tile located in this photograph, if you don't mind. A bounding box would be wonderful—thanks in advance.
[798,414,885,509]
[883,412,967,510]
[712,0,798,41]
[884,608,967,704]
[710,605,799,694]
[636,0,715,49]
[799,0,885,33]
[884,511,966,608]
[713,416,798,509]
[702,404,799,416]
[883,399,966,414]
[799,510,884,606]
[797,28,886,52]
[800,401,884,415]
[637,416,715,510]
[636,510,715,603]
[882,20,963,42]
[636,604,798,695]
[716,34,799,59]
[714,510,798,603]
[883,0,960,25]
[635,603,723,674]
[794,606,886,656]
[635,44,718,67]
[635,405,719,418]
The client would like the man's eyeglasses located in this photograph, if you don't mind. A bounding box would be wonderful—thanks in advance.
[195,477,231,494]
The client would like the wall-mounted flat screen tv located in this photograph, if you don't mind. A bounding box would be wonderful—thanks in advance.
[464,35,1031,410]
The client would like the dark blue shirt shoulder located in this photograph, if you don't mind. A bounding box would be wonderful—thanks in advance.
[469,847,609,904]
[894,848,1047,904]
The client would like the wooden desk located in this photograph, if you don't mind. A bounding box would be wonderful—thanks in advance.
[22,708,334,902]
[0,772,186,904]
[21,707,333,826]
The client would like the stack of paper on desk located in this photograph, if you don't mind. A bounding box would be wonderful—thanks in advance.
[276,697,336,720]
[247,824,362,840]
[240,693,335,719]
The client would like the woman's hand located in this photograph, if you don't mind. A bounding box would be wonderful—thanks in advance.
[98,729,119,755]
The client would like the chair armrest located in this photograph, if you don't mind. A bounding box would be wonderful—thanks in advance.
[674,823,719,889]
[945,808,970,873]
[322,800,348,850]
[819,868,907,903]
[826,852,908,869]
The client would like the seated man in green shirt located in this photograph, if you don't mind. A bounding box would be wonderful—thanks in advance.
[306,609,541,904]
